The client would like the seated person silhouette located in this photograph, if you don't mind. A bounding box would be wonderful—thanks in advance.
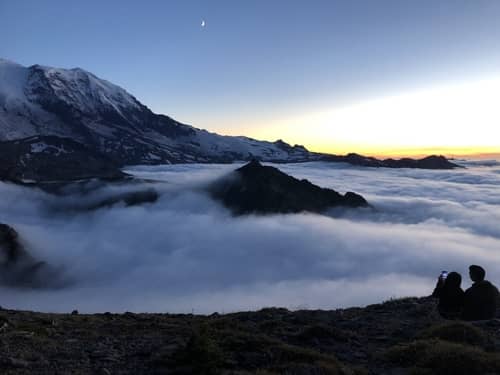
[462,265,499,321]
[432,271,464,319]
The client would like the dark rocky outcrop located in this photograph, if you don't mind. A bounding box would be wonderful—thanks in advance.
[0,136,126,183]
[51,188,159,213]
[0,223,66,288]
[0,224,24,264]
[209,160,368,215]
[382,155,462,169]
[323,153,461,169]
[83,189,159,210]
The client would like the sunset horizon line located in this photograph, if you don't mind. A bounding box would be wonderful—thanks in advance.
[299,145,500,160]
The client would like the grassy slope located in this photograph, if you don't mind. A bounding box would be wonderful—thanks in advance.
[0,297,499,374]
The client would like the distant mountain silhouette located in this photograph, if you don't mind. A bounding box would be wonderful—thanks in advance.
[209,160,368,215]
[323,153,461,169]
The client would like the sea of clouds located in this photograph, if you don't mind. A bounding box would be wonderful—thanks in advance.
[0,159,499,313]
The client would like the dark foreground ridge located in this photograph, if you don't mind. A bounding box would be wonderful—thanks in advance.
[1,297,499,374]
[209,160,369,215]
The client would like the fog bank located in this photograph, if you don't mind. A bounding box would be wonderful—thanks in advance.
[0,160,499,313]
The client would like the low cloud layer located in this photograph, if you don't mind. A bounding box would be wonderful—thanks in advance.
[0,160,499,313]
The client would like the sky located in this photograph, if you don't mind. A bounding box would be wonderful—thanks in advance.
[1,0,500,157]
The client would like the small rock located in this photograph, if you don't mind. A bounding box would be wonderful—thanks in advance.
[0,322,8,333]
[4,357,29,368]
[13,330,34,338]
[104,356,120,363]
[352,351,368,359]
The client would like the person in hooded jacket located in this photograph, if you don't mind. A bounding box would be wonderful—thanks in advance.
[432,271,464,319]
[462,265,499,321]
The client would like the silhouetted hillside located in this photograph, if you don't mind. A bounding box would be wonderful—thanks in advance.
[209,160,368,215]
[323,153,461,169]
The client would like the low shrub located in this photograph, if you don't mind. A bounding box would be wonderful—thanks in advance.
[171,325,224,374]
[385,339,500,375]
[417,322,492,349]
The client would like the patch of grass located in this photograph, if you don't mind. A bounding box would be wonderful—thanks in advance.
[385,339,500,375]
[207,316,242,331]
[171,324,224,374]
[269,362,343,375]
[295,324,351,343]
[214,327,348,374]
[381,296,417,305]
[257,319,283,331]
[12,321,51,337]
[417,322,492,349]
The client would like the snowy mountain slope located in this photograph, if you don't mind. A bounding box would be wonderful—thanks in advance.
[0,59,319,166]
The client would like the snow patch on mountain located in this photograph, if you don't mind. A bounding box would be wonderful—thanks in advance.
[0,59,320,166]
[27,64,141,115]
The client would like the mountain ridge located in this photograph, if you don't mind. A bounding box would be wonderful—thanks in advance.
[0,59,317,166]
[0,59,460,182]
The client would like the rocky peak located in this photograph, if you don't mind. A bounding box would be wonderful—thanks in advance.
[0,223,67,288]
[26,64,141,115]
[210,161,368,215]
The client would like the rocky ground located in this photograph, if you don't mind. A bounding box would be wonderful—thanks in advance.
[1,297,500,374]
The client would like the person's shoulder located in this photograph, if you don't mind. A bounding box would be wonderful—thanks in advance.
[483,280,499,292]
[464,284,476,293]
[451,286,465,294]
[480,280,496,288]
[464,283,480,297]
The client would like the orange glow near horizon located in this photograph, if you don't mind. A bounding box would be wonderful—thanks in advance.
[309,145,500,159]
[207,77,500,159]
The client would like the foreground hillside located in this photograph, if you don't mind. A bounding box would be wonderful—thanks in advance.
[1,297,499,374]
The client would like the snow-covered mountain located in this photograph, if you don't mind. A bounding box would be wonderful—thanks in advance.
[0,58,318,167]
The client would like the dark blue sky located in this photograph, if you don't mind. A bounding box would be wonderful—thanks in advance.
[2,0,500,154]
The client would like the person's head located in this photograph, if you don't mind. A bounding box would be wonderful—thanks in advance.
[469,265,485,282]
[444,271,462,288]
